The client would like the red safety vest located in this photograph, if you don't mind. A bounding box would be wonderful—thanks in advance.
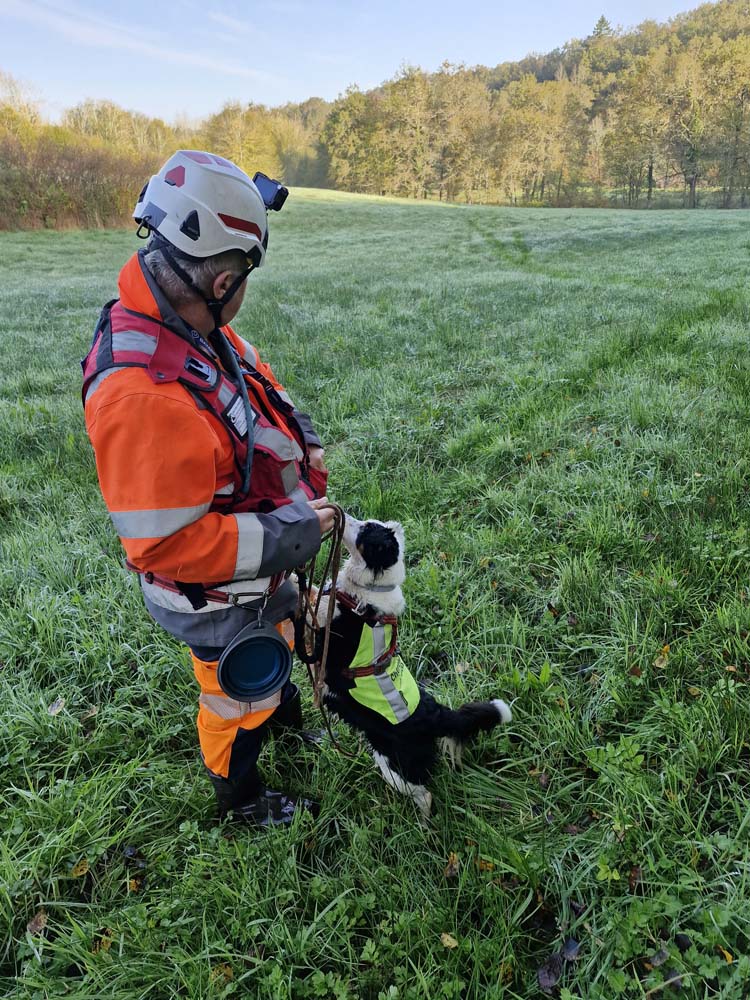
[82,300,320,516]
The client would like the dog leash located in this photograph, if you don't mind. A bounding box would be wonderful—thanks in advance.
[294,503,359,758]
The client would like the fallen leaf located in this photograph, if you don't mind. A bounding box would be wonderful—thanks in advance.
[92,928,113,953]
[440,932,459,949]
[48,696,66,716]
[210,963,234,983]
[629,665,643,678]
[562,938,581,962]
[128,874,145,893]
[628,866,642,892]
[653,644,671,669]
[718,946,733,964]
[26,910,47,935]
[538,772,550,790]
[537,952,563,994]
[455,662,469,674]
[122,846,147,869]
[70,858,90,877]
[648,947,669,969]
[674,933,692,953]
[662,968,683,991]
[476,858,495,872]
[687,687,701,698]
[444,852,460,879]
[81,705,99,721]
[547,603,560,618]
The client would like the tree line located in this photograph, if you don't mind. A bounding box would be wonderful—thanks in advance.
[1,0,749,228]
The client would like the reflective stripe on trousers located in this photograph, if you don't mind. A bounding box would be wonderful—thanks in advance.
[190,619,294,778]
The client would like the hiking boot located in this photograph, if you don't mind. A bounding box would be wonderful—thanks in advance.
[208,770,318,827]
[226,787,320,827]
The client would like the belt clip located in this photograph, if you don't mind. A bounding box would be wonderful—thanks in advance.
[256,591,270,626]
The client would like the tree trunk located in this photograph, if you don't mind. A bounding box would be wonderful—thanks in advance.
[646,160,654,203]
[688,174,697,209]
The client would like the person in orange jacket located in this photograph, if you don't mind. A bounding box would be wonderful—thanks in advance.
[82,150,335,826]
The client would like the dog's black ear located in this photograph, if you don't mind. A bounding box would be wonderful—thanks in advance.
[356,522,400,576]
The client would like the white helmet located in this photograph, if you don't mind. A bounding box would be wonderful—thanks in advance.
[133,150,268,267]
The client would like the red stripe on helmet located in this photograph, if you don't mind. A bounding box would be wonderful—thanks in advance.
[164,165,185,187]
[218,213,263,239]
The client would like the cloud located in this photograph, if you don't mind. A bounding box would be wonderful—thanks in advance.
[0,0,283,83]
[208,11,255,35]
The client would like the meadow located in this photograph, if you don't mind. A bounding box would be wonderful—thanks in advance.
[1,191,749,999]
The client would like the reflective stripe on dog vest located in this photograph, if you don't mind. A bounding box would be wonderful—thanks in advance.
[347,622,421,724]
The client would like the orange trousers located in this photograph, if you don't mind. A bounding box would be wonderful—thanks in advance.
[190,620,295,778]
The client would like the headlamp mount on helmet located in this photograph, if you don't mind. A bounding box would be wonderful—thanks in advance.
[253,172,289,212]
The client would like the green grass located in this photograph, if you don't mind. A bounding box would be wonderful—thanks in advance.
[1,190,750,998]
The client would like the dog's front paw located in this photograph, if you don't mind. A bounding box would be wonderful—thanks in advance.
[416,787,433,823]
[439,736,463,771]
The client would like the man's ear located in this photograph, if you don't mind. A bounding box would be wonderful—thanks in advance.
[211,270,236,300]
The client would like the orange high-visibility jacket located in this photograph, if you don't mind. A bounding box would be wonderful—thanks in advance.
[83,251,323,641]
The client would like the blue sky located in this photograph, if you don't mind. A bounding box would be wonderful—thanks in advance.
[1,0,697,122]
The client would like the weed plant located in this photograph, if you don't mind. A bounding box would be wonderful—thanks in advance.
[1,192,749,998]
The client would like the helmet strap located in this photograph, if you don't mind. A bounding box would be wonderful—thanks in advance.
[206,269,252,327]
[155,237,252,327]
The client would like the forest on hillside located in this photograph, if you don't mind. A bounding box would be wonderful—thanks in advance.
[2,0,750,227]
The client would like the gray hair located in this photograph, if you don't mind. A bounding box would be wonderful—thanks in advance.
[144,239,247,307]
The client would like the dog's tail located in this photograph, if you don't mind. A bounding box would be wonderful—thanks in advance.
[434,698,512,740]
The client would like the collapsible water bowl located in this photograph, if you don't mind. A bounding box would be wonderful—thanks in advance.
[217,617,293,702]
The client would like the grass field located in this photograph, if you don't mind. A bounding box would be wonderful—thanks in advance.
[1,190,750,999]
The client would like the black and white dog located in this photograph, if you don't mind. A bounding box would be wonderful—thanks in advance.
[317,516,512,818]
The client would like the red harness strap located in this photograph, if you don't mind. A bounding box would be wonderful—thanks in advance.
[334,589,400,678]
[125,560,284,606]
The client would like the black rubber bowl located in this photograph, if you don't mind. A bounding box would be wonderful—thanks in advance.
[217,620,293,702]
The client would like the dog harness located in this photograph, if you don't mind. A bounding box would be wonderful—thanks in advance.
[331,591,421,725]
